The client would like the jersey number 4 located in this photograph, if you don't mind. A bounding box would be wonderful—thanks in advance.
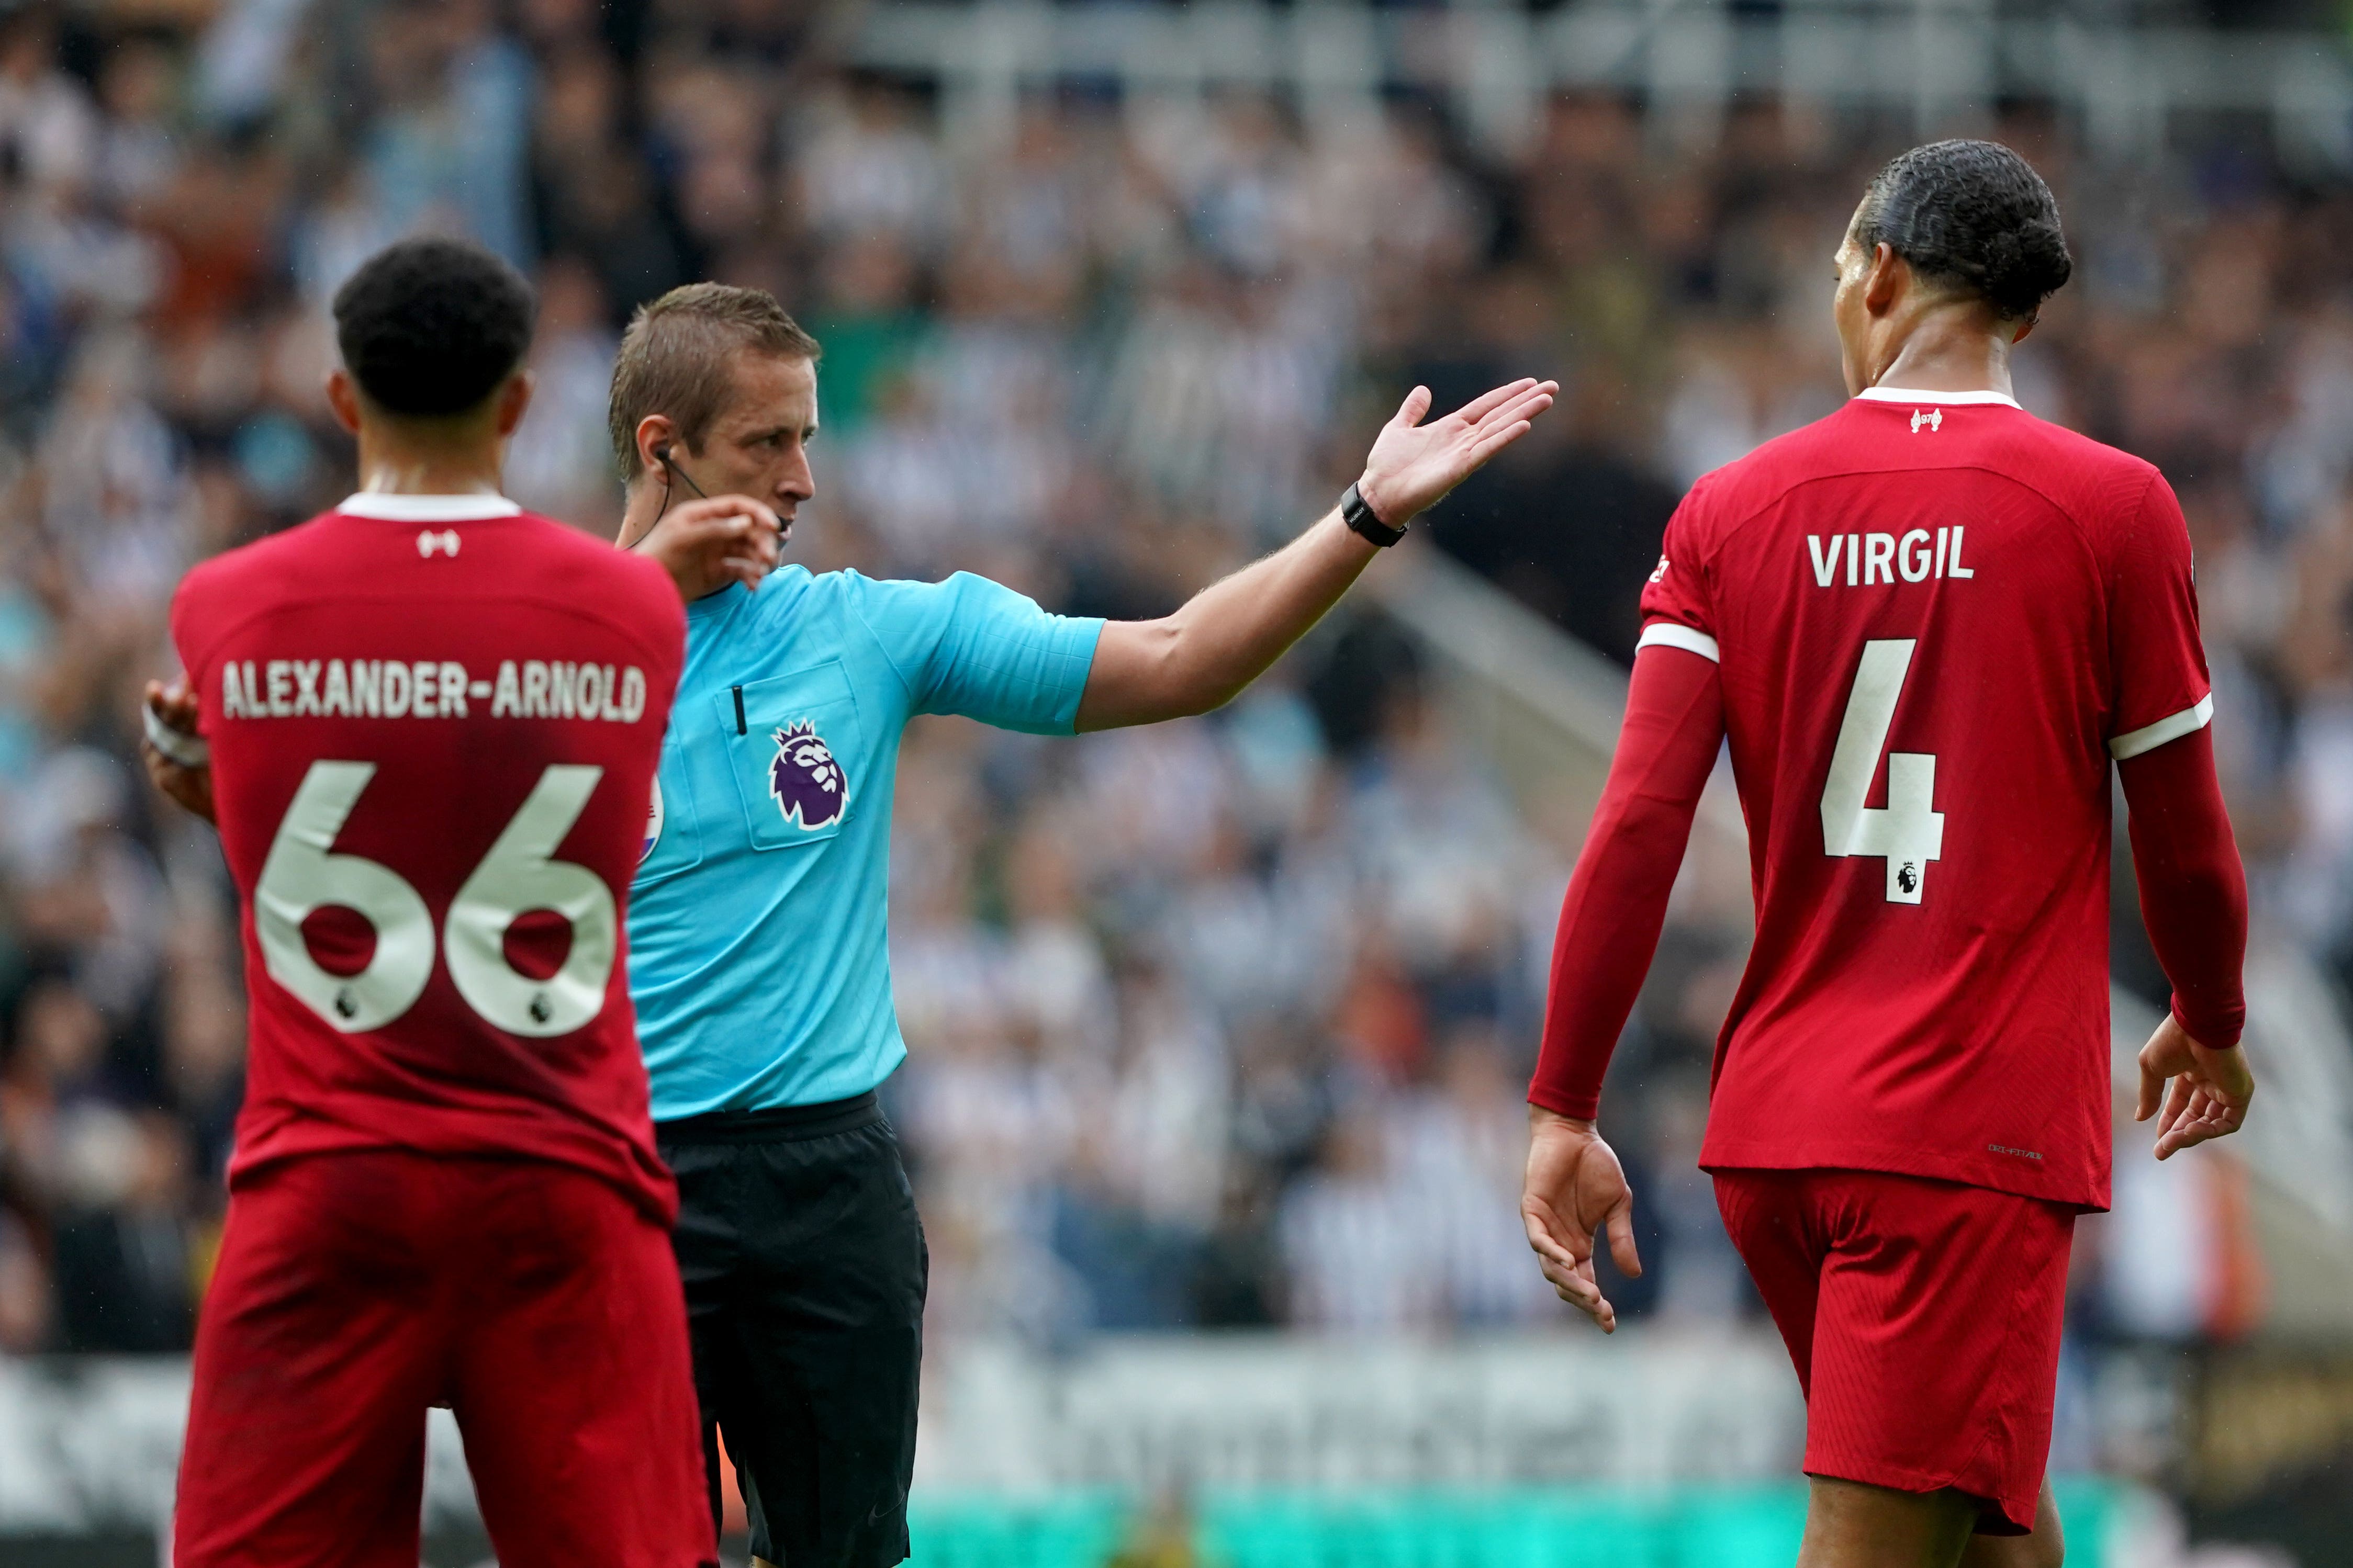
[1821,639,1945,904]
[254,761,618,1036]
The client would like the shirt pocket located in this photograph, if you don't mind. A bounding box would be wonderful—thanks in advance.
[719,659,866,852]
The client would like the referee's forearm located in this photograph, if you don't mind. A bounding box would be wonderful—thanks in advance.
[1078,509,1375,728]
[1175,509,1373,698]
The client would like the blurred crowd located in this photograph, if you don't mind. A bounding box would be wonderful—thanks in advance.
[0,0,2347,1369]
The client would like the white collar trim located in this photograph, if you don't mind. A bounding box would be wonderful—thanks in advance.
[1856,386,2021,409]
[337,492,522,522]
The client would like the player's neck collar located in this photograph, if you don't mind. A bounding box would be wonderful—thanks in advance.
[337,492,523,522]
[1855,386,2021,409]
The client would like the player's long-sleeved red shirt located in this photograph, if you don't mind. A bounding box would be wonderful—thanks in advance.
[1528,389,2248,1212]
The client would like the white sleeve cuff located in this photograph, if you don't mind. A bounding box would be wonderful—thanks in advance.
[1636,622,1721,663]
[2109,693,2214,759]
[143,703,210,769]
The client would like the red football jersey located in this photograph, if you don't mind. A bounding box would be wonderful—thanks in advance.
[1643,388,2211,1210]
[170,495,685,1222]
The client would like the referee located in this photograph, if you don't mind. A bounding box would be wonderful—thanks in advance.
[611,283,1553,1568]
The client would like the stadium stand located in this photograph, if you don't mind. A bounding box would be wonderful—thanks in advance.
[7,1,2353,1554]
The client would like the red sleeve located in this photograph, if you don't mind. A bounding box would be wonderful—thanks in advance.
[2117,725,2247,1049]
[1637,483,1720,654]
[168,568,215,737]
[2105,471,2213,759]
[1528,644,1727,1120]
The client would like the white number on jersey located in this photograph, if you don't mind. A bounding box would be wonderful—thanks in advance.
[445,765,615,1037]
[1820,639,1945,904]
[254,760,617,1034]
[254,762,436,1030]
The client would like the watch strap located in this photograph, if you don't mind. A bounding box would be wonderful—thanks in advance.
[1341,482,1408,547]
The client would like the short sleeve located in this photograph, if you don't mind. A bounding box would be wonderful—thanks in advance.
[168,568,218,736]
[1634,484,1721,663]
[849,572,1105,735]
[2105,473,2213,760]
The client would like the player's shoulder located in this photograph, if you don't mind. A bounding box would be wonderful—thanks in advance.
[507,510,677,604]
[1670,414,1850,540]
[1990,409,2160,489]
[1949,408,2173,549]
[1692,398,2161,534]
[174,512,342,621]
[1696,397,1904,504]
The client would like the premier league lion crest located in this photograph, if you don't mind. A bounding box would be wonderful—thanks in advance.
[768,720,848,829]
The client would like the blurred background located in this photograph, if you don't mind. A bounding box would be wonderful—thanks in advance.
[5,0,2353,1562]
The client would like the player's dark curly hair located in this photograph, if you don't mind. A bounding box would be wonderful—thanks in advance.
[1854,140,2072,321]
[332,238,536,418]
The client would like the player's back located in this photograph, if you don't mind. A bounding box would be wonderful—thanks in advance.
[171,496,686,1220]
[1640,389,2212,1208]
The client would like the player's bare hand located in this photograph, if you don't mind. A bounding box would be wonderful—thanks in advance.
[1521,1104,1642,1333]
[2136,1012,2254,1161]
[1355,377,1558,528]
[635,495,785,602]
[140,677,215,824]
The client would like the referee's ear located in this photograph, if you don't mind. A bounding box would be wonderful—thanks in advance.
[633,414,682,485]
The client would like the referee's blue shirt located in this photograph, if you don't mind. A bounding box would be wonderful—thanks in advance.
[626,567,1104,1120]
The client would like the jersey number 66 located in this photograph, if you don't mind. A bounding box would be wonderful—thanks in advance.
[253,760,618,1037]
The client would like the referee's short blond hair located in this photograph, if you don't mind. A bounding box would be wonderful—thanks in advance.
[608,283,821,481]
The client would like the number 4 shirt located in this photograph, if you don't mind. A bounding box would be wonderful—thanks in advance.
[1619,388,2211,1210]
[169,495,686,1222]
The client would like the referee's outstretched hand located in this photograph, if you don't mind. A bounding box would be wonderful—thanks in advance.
[637,494,785,603]
[1522,1104,1642,1333]
[2135,1012,2255,1161]
[1354,377,1558,527]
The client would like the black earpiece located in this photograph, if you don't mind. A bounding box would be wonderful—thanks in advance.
[651,443,709,506]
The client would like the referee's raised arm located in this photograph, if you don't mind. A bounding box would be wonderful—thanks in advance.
[1074,377,1556,730]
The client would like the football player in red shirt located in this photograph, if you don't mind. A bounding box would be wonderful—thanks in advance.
[147,239,777,1568]
[1520,141,2254,1568]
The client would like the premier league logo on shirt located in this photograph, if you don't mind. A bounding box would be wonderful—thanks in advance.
[642,779,664,864]
[769,720,848,829]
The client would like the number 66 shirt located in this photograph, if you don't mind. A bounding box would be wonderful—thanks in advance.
[169,495,686,1223]
[1640,388,2211,1210]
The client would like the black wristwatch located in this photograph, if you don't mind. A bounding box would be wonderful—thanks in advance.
[1341,482,1409,547]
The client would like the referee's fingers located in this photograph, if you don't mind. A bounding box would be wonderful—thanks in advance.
[676,494,782,535]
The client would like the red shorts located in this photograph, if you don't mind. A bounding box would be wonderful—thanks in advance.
[1713,1168,2075,1535]
[174,1150,714,1568]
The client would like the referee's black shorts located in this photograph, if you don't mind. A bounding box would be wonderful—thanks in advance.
[657,1092,927,1568]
